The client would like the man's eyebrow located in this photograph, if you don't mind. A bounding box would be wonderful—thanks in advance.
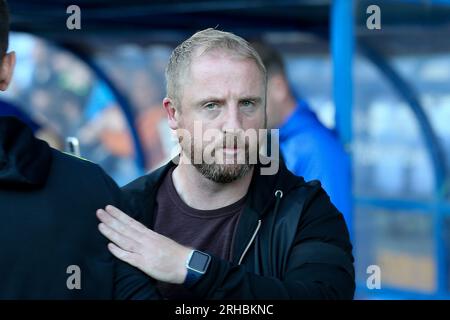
[195,96,263,106]
[196,97,225,106]
[239,96,263,103]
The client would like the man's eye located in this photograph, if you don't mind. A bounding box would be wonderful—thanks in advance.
[205,103,218,110]
[241,100,254,108]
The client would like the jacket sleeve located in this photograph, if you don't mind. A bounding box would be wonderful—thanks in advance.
[97,167,161,300]
[188,188,355,300]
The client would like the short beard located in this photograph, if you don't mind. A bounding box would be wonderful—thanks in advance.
[189,141,253,183]
[193,162,253,184]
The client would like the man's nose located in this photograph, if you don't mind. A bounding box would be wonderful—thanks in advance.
[222,104,243,133]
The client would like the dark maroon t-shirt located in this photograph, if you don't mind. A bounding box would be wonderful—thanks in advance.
[153,167,246,299]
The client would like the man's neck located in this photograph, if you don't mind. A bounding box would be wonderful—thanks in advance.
[171,160,254,211]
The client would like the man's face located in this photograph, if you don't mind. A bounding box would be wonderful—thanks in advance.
[265,73,287,129]
[0,51,15,91]
[168,51,266,183]
[266,75,279,129]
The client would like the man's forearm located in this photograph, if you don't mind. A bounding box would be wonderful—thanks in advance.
[113,259,162,300]
[188,255,354,300]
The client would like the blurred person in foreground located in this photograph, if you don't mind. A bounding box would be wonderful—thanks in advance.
[96,28,355,299]
[0,0,159,299]
[252,42,352,229]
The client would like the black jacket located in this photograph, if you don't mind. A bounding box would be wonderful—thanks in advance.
[0,117,159,299]
[123,157,355,299]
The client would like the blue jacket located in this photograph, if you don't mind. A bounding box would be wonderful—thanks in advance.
[279,100,352,229]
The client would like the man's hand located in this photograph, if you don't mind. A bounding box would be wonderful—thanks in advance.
[96,205,192,284]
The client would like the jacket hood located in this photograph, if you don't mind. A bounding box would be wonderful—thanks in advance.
[0,117,52,188]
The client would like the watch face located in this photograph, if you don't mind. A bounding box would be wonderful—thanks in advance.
[189,251,210,272]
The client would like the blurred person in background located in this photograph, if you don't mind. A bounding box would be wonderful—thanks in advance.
[0,97,63,149]
[252,42,352,228]
[80,79,143,185]
[0,0,159,299]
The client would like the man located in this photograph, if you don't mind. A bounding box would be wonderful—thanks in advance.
[97,28,355,299]
[252,42,352,227]
[0,0,159,299]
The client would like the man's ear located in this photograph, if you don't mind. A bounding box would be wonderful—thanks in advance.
[163,97,180,130]
[0,52,16,91]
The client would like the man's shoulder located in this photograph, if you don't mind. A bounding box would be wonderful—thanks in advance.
[122,160,172,195]
[261,158,324,206]
[52,148,100,171]
[50,149,120,196]
[284,176,324,208]
[119,162,173,226]
[277,160,342,217]
[122,173,152,195]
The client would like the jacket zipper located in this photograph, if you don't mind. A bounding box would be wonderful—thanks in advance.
[237,190,284,266]
[238,219,262,265]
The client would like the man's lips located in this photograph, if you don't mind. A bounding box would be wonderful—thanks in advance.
[219,146,240,155]
[223,147,238,153]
